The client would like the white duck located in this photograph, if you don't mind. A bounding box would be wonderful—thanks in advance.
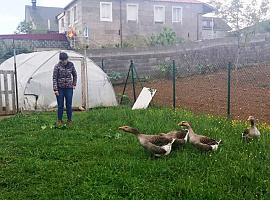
[242,116,260,142]
[178,121,222,151]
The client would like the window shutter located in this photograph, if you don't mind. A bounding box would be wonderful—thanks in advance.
[127,4,138,21]
[154,6,165,23]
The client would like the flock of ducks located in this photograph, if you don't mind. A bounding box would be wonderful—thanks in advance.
[118,116,261,157]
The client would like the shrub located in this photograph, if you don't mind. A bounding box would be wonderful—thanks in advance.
[147,27,184,47]
[117,94,131,105]
[108,71,125,82]
[158,63,173,79]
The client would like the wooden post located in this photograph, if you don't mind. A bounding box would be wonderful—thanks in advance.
[81,59,87,109]
[172,60,176,110]
[227,62,232,119]
[13,47,19,113]
[10,72,16,114]
[0,73,2,112]
[3,72,10,113]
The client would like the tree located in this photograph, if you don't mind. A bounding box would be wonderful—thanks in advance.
[15,20,33,34]
[208,0,270,75]
[208,0,270,31]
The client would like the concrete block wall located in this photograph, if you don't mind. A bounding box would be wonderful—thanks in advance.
[83,36,270,79]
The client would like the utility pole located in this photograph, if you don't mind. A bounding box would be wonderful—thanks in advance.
[119,0,123,48]
[211,17,214,39]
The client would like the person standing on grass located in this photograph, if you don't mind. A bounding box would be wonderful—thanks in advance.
[53,52,77,126]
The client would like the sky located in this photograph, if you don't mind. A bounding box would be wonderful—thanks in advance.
[0,0,71,34]
[0,0,255,34]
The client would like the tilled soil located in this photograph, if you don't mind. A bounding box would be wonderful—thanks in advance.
[114,65,270,122]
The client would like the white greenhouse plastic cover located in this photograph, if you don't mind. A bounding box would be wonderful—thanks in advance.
[0,50,118,110]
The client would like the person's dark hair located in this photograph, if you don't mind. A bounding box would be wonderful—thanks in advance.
[59,52,68,61]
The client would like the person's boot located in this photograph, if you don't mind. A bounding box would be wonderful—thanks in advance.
[56,120,63,127]
[67,120,73,127]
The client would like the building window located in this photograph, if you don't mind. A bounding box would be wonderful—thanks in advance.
[83,26,89,38]
[67,10,71,26]
[73,5,78,23]
[61,18,64,27]
[203,20,214,28]
[127,4,138,22]
[172,6,182,23]
[100,2,113,22]
[154,5,165,23]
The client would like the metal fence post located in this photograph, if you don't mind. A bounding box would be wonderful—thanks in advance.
[101,59,104,71]
[172,60,176,110]
[131,60,136,103]
[227,62,232,119]
[120,61,132,105]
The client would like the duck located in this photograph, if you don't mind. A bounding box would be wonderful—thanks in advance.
[178,121,222,151]
[118,126,176,157]
[242,116,260,142]
[161,129,188,140]
[159,129,189,148]
[155,138,176,157]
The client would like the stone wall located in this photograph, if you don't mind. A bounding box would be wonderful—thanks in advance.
[82,35,270,79]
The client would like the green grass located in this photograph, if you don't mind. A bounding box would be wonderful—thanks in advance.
[0,107,270,200]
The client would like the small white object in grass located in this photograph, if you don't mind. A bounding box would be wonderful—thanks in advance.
[132,87,157,110]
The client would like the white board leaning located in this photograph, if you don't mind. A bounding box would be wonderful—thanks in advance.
[132,87,157,110]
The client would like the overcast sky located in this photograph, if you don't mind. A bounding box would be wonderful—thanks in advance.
[0,0,255,34]
[0,0,70,34]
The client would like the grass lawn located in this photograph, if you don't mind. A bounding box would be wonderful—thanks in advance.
[1,107,270,199]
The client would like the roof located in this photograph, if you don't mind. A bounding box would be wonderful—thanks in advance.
[240,20,270,33]
[25,5,63,32]
[203,17,231,31]
[64,0,77,9]
[153,0,202,3]
[0,33,68,41]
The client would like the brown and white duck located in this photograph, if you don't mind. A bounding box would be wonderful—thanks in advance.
[159,129,189,148]
[160,129,188,140]
[242,116,260,142]
[119,126,176,157]
[178,121,222,151]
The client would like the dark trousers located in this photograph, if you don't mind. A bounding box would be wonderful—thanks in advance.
[56,88,73,121]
